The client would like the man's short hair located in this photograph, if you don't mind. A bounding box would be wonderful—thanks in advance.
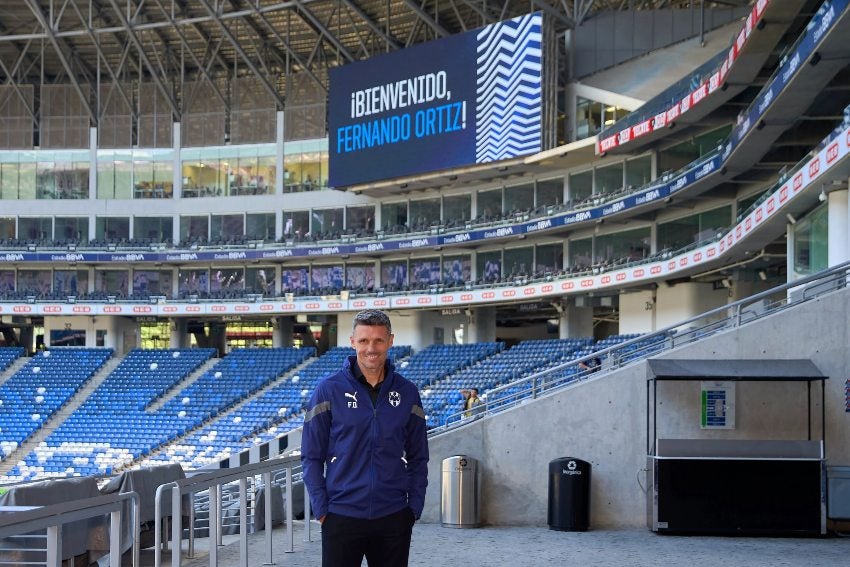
[352,309,392,334]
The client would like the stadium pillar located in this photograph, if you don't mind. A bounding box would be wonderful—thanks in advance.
[828,188,849,266]
[276,111,285,195]
[274,316,294,347]
[559,304,593,339]
[467,307,496,343]
[173,122,182,198]
[170,318,188,348]
[89,127,97,202]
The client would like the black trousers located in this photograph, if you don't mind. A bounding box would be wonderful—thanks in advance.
[321,508,415,567]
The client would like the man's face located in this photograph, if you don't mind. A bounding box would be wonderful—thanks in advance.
[350,323,394,374]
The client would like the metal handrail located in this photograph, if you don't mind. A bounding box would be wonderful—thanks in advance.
[153,455,304,567]
[0,491,140,567]
[430,260,850,433]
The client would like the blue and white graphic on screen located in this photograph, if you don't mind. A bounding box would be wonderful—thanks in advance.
[475,13,542,163]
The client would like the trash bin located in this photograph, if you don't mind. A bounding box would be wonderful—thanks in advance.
[828,466,850,520]
[548,457,591,531]
[441,455,481,528]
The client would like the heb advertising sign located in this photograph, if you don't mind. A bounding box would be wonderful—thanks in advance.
[329,13,542,187]
[596,0,770,154]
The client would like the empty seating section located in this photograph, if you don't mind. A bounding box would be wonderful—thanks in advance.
[6,348,215,482]
[398,343,503,389]
[147,345,411,469]
[0,348,112,463]
[1,335,662,482]
[0,346,24,373]
[419,339,589,428]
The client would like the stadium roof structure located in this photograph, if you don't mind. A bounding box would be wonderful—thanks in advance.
[0,0,752,120]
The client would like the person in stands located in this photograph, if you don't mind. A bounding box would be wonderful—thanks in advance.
[461,388,484,418]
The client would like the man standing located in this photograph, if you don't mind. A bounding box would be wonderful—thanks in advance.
[302,309,429,566]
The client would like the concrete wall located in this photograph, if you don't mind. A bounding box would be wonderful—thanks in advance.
[619,289,656,334]
[654,281,727,329]
[421,285,850,528]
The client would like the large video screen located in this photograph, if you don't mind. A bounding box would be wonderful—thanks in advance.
[329,13,542,187]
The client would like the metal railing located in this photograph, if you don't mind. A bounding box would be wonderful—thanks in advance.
[154,454,307,567]
[0,491,140,567]
[430,260,850,433]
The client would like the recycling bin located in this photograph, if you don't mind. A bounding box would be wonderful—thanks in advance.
[548,457,591,531]
[441,455,481,528]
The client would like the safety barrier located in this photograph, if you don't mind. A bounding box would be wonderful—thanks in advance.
[154,454,309,567]
[433,259,850,431]
[0,491,139,567]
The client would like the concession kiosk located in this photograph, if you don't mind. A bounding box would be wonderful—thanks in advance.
[646,359,827,535]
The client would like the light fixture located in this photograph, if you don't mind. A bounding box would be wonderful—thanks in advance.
[757,269,768,281]
[786,213,797,225]
[819,188,827,202]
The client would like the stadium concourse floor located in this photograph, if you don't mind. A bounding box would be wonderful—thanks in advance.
[145,520,850,567]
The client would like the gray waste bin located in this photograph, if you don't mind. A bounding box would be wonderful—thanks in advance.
[828,466,850,520]
[441,455,481,528]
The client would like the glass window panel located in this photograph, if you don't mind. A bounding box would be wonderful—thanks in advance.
[55,217,88,243]
[178,269,209,295]
[0,270,15,293]
[246,213,275,240]
[576,98,602,139]
[211,268,244,291]
[153,160,173,198]
[258,155,276,194]
[477,251,502,283]
[658,206,730,251]
[596,162,624,194]
[180,216,209,243]
[0,217,15,239]
[505,183,532,214]
[135,217,173,243]
[94,270,130,297]
[411,258,441,287]
[503,246,533,276]
[570,238,592,269]
[95,217,130,242]
[793,204,828,277]
[36,161,55,199]
[380,202,407,232]
[283,210,310,240]
[345,265,375,292]
[569,170,592,203]
[536,178,564,208]
[346,206,374,234]
[281,267,309,293]
[442,255,471,286]
[19,217,51,241]
[19,162,36,200]
[18,270,52,295]
[1,163,18,200]
[211,214,244,240]
[131,269,173,297]
[311,265,344,291]
[625,155,652,189]
[311,208,343,237]
[97,160,115,199]
[380,260,408,290]
[595,227,650,263]
[246,267,275,295]
[477,189,502,220]
[535,243,563,275]
[443,194,471,226]
[54,270,88,296]
[409,198,440,230]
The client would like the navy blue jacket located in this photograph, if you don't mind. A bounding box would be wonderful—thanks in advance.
[301,356,429,520]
